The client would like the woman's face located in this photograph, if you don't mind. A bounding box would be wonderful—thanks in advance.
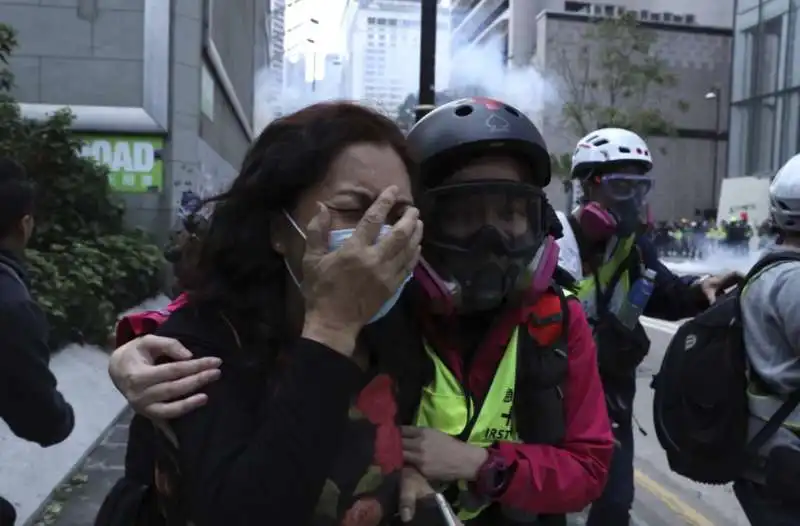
[273,142,413,273]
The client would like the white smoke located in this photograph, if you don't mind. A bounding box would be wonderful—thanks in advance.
[447,38,560,120]
[664,249,762,276]
[253,30,561,132]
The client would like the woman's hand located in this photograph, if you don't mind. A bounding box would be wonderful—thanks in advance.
[401,427,488,482]
[398,467,435,523]
[108,334,222,419]
[399,468,464,525]
[301,186,423,355]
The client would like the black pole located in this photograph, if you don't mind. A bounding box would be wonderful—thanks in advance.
[711,91,721,204]
[415,0,437,122]
[311,52,317,93]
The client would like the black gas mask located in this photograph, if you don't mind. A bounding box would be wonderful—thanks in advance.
[419,180,549,313]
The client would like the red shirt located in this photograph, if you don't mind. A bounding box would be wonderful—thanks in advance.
[420,293,613,514]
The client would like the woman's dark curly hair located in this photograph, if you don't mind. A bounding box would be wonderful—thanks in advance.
[187,101,427,417]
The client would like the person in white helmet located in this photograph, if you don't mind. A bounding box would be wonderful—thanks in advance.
[733,153,800,525]
[555,128,740,525]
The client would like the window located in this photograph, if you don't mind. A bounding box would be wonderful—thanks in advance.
[201,62,214,120]
[748,97,778,174]
[757,15,784,95]
[729,105,749,177]
[732,28,757,101]
[564,1,591,13]
[738,0,760,14]
[789,1,800,86]
[780,91,800,163]
[686,14,695,24]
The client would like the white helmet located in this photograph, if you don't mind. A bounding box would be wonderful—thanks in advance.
[769,153,800,232]
[570,128,653,178]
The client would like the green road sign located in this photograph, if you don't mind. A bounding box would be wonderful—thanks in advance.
[79,135,164,193]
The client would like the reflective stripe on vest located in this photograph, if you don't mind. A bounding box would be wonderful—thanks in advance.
[574,235,635,323]
[415,328,523,522]
[415,289,573,523]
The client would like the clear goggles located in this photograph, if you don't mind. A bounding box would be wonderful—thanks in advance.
[599,174,654,201]
[419,180,545,253]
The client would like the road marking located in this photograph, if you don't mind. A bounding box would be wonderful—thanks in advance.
[634,469,715,526]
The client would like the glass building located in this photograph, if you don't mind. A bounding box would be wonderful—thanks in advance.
[730,0,800,178]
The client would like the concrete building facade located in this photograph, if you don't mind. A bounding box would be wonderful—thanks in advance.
[536,12,732,220]
[1,0,267,244]
[728,0,800,179]
[450,0,734,69]
[262,0,287,123]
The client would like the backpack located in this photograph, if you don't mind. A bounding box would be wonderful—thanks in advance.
[652,250,800,485]
[114,294,188,347]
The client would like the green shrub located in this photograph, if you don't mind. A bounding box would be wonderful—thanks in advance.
[0,24,164,349]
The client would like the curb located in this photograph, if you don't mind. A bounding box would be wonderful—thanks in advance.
[22,406,131,526]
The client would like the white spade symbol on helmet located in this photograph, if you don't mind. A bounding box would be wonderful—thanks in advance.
[486,113,510,132]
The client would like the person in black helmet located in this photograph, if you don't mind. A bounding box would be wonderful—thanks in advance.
[103,98,613,526]
[395,97,613,525]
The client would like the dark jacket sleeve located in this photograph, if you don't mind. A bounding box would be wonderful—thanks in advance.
[0,300,74,446]
[169,336,365,526]
[636,235,709,321]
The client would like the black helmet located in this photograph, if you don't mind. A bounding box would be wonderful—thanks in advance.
[406,97,551,188]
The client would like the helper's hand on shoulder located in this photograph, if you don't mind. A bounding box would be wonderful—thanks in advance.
[108,334,222,419]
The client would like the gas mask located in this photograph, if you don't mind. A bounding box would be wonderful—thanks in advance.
[577,173,653,242]
[414,180,558,315]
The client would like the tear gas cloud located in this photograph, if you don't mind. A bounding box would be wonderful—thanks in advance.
[664,247,763,276]
[253,35,562,132]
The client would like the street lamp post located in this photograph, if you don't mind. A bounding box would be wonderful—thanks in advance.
[415,0,437,122]
[308,18,320,93]
[705,87,722,205]
[307,38,317,93]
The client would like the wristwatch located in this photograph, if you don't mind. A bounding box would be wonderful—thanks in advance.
[473,448,511,497]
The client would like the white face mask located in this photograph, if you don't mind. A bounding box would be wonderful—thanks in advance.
[282,210,411,323]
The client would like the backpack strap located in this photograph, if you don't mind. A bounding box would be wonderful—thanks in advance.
[742,250,800,285]
[746,389,800,455]
[524,284,576,350]
[515,286,575,445]
[738,250,800,455]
